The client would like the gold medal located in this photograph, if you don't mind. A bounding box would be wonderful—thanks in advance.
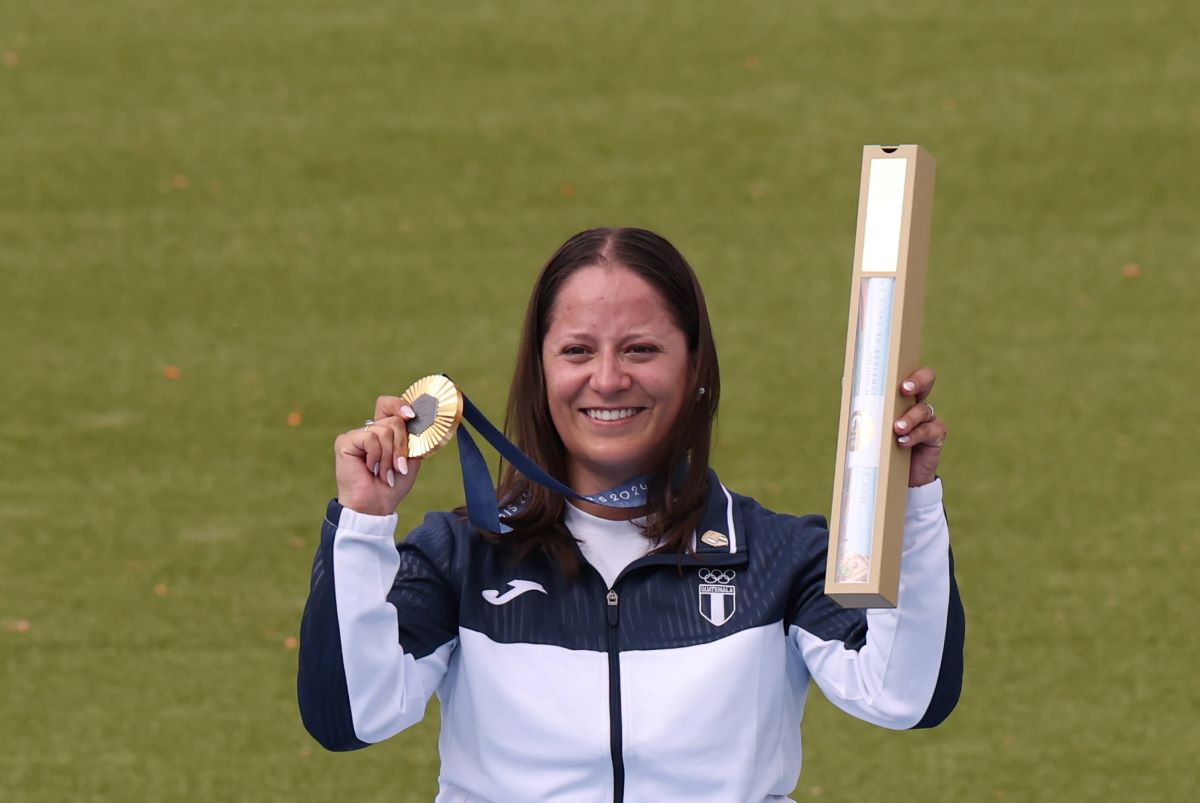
[399,374,464,458]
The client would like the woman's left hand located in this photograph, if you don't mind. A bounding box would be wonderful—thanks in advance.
[893,366,947,487]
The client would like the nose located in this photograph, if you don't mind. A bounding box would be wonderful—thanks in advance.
[590,350,631,396]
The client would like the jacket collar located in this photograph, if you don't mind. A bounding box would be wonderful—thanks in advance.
[631,468,748,569]
[691,468,746,557]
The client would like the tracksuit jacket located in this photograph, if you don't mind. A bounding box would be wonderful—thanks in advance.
[298,471,965,802]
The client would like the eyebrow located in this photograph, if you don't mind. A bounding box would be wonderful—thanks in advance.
[552,331,665,342]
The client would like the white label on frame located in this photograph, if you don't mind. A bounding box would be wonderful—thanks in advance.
[836,466,877,583]
[861,158,908,273]
[846,395,885,468]
[836,277,897,584]
[852,278,895,397]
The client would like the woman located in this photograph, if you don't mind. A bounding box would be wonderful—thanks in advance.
[298,228,964,802]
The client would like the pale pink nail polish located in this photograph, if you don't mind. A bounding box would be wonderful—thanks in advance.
[397,455,409,476]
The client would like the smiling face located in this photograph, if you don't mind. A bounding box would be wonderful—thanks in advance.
[542,264,692,495]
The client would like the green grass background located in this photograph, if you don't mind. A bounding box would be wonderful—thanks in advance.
[2,0,1198,800]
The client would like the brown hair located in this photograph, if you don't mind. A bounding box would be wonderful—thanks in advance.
[490,227,721,575]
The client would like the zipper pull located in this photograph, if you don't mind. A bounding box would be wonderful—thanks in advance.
[606,589,619,627]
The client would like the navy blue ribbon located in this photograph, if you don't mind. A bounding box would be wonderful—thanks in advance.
[454,393,649,533]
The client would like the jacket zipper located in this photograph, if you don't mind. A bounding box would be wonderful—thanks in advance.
[606,588,624,803]
[594,554,742,802]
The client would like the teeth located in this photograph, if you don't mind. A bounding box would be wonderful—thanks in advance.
[585,408,639,421]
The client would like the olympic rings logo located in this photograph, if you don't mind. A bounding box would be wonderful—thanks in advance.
[699,569,736,584]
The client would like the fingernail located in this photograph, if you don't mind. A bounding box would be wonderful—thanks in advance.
[386,469,396,488]
[902,381,916,392]
[895,420,909,431]
[396,455,409,476]
[372,461,380,477]
[400,405,416,419]
[898,435,911,444]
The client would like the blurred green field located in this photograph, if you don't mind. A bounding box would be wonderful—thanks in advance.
[2,1,1198,800]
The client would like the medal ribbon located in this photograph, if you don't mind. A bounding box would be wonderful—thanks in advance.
[453,393,649,533]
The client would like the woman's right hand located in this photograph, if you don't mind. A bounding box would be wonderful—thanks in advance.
[334,396,423,516]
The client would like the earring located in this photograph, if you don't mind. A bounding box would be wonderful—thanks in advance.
[698,387,707,397]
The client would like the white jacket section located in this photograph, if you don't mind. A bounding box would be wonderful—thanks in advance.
[333,507,456,743]
[438,629,614,801]
[620,624,806,799]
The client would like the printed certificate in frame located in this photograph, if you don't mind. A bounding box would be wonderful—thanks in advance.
[826,145,936,608]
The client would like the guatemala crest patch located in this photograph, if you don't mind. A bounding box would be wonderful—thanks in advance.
[698,568,737,626]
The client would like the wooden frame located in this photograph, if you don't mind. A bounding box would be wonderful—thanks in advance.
[825,145,937,608]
